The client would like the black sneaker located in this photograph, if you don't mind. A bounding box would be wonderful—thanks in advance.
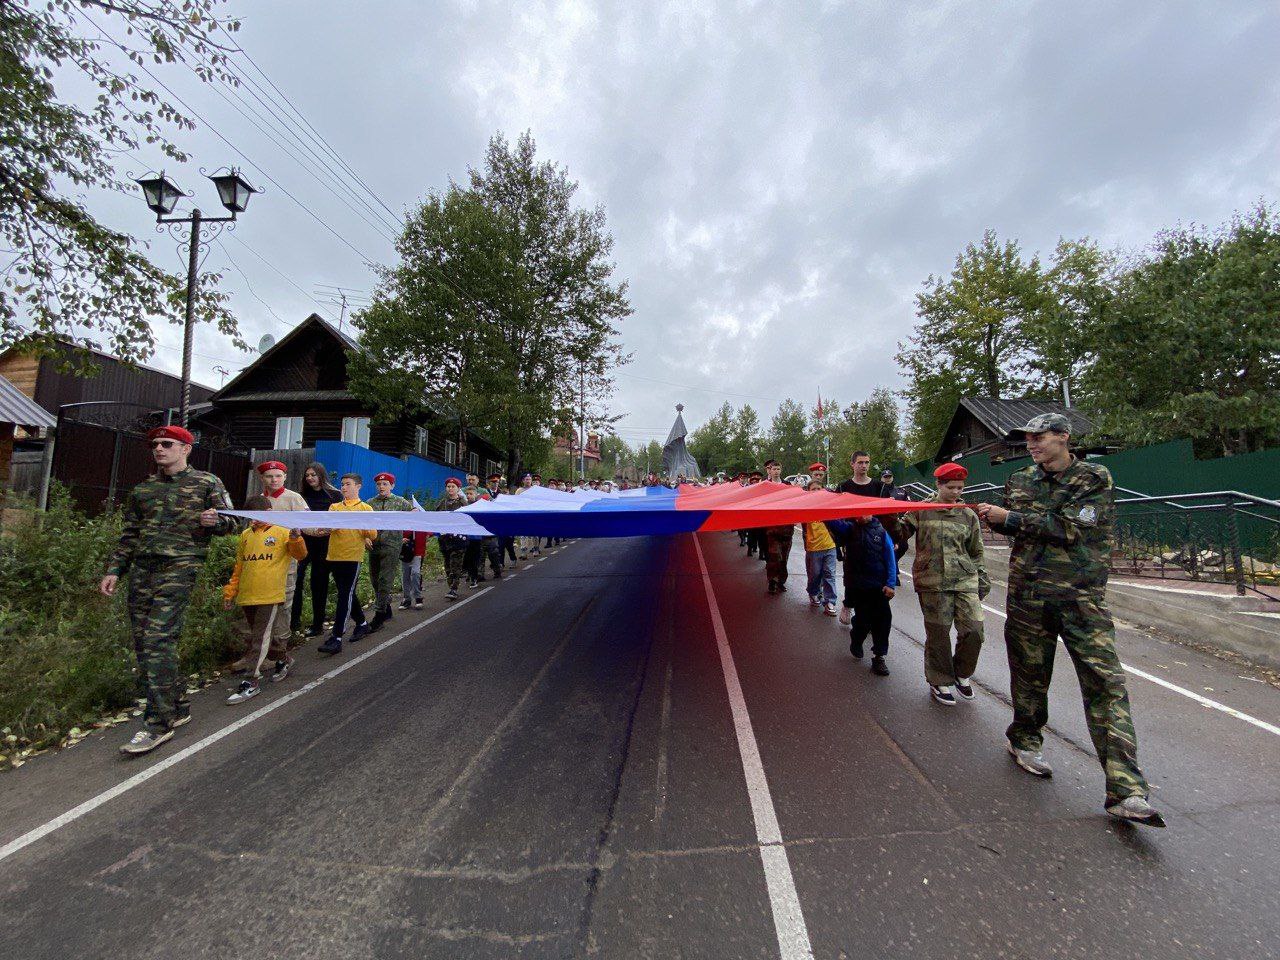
[271,657,293,683]
[445,589,458,601]
[767,580,778,594]
[318,637,342,656]
[930,684,957,706]
[172,703,192,728]
[776,582,787,591]
[350,622,371,642]
[368,609,388,632]
[954,677,975,700]
[413,599,424,609]
[399,599,412,610]
[871,656,890,676]
[849,636,864,659]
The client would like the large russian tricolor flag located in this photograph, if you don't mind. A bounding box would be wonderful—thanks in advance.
[226,482,954,538]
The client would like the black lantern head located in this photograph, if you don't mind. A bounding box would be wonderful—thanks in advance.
[208,168,259,214]
[135,172,183,217]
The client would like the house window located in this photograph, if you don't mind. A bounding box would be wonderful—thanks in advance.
[414,426,429,457]
[341,416,370,448]
[444,439,457,464]
[469,451,479,474]
[274,416,304,449]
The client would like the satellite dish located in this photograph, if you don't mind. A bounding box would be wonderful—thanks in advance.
[257,334,276,354]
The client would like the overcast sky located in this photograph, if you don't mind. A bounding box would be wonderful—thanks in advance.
[89,0,1279,446]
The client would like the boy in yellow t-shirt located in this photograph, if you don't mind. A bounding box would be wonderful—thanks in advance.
[803,479,839,616]
[317,473,376,655]
[223,495,308,703]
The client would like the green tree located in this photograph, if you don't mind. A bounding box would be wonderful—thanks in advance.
[351,132,631,479]
[897,230,1046,458]
[1024,238,1113,400]
[1083,206,1280,455]
[687,402,735,475]
[727,404,762,474]
[761,398,810,475]
[828,388,906,480]
[0,0,242,367]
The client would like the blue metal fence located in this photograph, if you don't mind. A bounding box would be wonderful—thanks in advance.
[313,440,460,502]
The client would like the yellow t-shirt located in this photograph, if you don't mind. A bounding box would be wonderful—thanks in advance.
[326,499,376,561]
[223,524,307,606]
[803,520,835,553]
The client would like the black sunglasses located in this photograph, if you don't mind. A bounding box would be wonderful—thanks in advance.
[149,439,179,450]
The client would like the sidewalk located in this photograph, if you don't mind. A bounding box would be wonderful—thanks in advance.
[979,544,1280,669]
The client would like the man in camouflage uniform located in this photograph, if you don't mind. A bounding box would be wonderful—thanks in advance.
[435,476,469,600]
[977,413,1165,827]
[763,459,795,594]
[899,462,989,706]
[365,472,412,631]
[100,425,239,755]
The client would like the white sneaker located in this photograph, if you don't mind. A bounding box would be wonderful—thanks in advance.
[809,595,821,606]
[823,602,838,617]
[226,679,260,705]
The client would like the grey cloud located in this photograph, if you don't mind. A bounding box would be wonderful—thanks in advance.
[109,0,1278,444]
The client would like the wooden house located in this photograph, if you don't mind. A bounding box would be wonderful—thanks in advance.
[937,397,1095,462]
[197,314,506,475]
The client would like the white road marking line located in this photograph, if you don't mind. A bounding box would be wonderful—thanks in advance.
[901,572,1280,739]
[693,535,814,960]
[0,589,492,864]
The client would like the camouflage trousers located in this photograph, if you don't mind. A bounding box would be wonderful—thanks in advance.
[1005,588,1149,801]
[918,590,985,686]
[368,542,400,613]
[126,555,202,731]
[765,528,794,585]
[440,540,465,590]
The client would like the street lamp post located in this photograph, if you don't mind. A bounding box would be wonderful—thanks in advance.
[134,167,259,426]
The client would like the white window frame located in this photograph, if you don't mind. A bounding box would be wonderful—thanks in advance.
[444,439,457,464]
[341,416,371,448]
[274,416,304,449]
[414,426,429,458]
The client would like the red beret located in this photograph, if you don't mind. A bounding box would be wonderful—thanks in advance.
[374,472,395,484]
[147,425,194,444]
[934,462,968,482]
[808,462,826,472]
[444,476,462,487]
[257,460,286,474]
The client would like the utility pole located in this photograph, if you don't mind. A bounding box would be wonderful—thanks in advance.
[578,362,587,481]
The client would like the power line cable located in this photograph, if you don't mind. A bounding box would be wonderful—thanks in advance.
[213,20,404,226]
[78,9,380,266]
[156,25,404,239]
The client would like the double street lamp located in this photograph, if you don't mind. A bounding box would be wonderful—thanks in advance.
[134,167,260,426]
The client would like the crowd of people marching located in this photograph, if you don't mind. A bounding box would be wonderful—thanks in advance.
[98,415,1165,828]
[720,416,1164,828]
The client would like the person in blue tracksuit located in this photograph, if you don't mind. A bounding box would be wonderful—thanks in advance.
[825,515,898,676]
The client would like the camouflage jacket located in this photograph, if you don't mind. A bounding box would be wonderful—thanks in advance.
[107,467,237,575]
[899,497,990,596]
[364,493,412,547]
[991,457,1114,597]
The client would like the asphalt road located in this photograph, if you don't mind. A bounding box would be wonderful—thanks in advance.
[3,532,1279,959]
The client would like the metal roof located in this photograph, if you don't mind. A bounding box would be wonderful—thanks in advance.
[959,397,1094,438]
[0,374,56,430]
[215,390,354,403]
